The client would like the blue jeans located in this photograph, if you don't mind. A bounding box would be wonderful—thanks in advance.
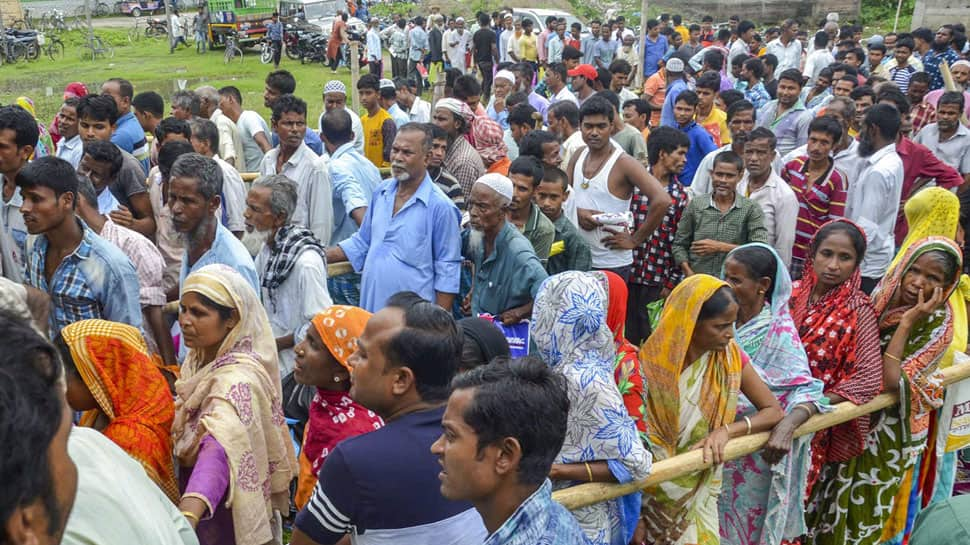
[195,31,207,52]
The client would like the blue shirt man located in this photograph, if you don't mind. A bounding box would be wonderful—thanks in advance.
[409,24,429,62]
[923,46,959,91]
[660,61,689,127]
[592,37,616,69]
[328,141,382,246]
[179,222,259,294]
[338,173,461,312]
[642,31,668,78]
[112,112,150,175]
[266,18,283,42]
[678,120,718,186]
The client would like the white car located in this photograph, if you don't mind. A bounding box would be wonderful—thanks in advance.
[511,8,590,42]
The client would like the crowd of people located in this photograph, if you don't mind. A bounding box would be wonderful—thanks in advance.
[3,6,970,545]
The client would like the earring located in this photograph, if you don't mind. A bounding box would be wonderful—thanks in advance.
[334,376,341,383]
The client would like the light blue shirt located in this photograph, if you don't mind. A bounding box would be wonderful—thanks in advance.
[111,112,150,175]
[329,142,382,245]
[338,173,462,312]
[55,134,84,169]
[178,222,258,294]
[660,78,688,127]
[366,28,382,62]
[409,26,428,62]
[387,103,410,129]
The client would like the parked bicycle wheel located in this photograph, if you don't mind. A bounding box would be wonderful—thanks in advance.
[25,42,40,61]
[224,46,243,64]
[46,38,64,61]
[95,2,111,17]
[8,42,27,63]
[11,19,27,30]
[260,42,273,64]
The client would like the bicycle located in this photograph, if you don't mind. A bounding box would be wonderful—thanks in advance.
[78,33,114,61]
[0,34,28,65]
[44,33,65,60]
[12,8,35,30]
[223,31,243,64]
[128,17,144,43]
[40,9,68,32]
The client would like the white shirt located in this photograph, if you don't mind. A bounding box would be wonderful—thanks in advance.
[802,48,834,84]
[366,28,382,61]
[728,39,750,82]
[214,155,246,233]
[845,143,904,279]
[560,130,586,170]
[691,144,786,197]
[212,109,244,169]
[549,86,580,107]
[408,96,432,123]
[499,26,513,62]
[738,172,799,266]
[237,110,270,172]
[55,134,84,168]
[766,37,803,73]
[169,14,183,38]
[259,142,334,245]
[255,243,332,375]
[318,107,366,155]
[446,30,470,68]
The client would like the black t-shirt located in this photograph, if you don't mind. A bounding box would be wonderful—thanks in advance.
[472,28,496,63]
[429,27,443,61]
[765,78,778,99]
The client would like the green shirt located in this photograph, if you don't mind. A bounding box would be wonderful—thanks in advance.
[462,222,548,316]
[910,495,970,545]
[546,213,592,275]
[672,192,768,277]
[521,203,556,262]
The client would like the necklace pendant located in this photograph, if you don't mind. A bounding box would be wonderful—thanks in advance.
[581,180,590,189]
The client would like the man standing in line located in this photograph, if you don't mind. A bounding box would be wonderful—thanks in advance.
[756,68,811,154]
[659,56,689,127]
[642,20,667,79]
[433,98,485,197]
[358,74,397,169]
[319,80,365,155]
[54,98,83,169]
[195,85,243,170]
[408,17,429,94]
[766,19,802,73]
[188,118,247,239]
[192,5,210,54]
[218,85,272,171]
[266,11,284,69]
[366,18,383,77]
[101,78,150,173]
[738,127,798,266]
[471,12,498,99]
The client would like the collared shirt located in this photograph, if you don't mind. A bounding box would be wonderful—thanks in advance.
[407,96,431,123]
[147,168,182,293]
[461,222,547,316]
[581,34,598,64]
[255,242,332,376]
[260,142,334,246]
[757,100,810,154]
[781,156,848,264]
[387,103,410,128]
[409,25,428,61]
[99,217,165,307]
[266,20,283,41]
[672,192,769,276]
[178,222,259,294]
[483,480,588,545]
[782,138,863,183]
[520,203,556,261]
[728,38,750,81]
[803,48,834,83]
[894,137,964,243]
[445,136,486,198]
[546,213,592,275]
[889,63,918,93]
[560,130,585,169]
[642,34,667,78]
[923,48,960,90]
[912,122,970,174]
[660,78,688,128]
[679,121,718,186]
[339,174,462,312]
[317,107,366,155]
[631,175,689,287]
[0,186,24,282]
[271,127,324,156]
[766,37,803,73]
[737,80,772,109]
[547,33,564,63]
[112,112,150,174]
[738,172,799,266]
[528,92,550,124]
[329,142,382,245]
[549,86,580,108]
[56,134,84,169]
[366,28,382,61]
[845,143,904,279]
[25,220,142,335]
[213,154,246,233]
[592,38,616,68]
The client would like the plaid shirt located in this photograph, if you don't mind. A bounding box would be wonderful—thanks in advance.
[630,175,690,288]
[25,220,142,335]
[673,192,770,277]
[911,101,937,135]
[445,136,486,198]
[923,48,960,90]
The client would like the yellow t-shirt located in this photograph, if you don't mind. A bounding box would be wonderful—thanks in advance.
[361,108,392,168]
[518,34,538,62]
[700,107,731,147]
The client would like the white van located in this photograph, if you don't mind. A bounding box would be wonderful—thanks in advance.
[279,0,365,36]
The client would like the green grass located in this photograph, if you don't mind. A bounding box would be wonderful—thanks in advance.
[0,27,356,124]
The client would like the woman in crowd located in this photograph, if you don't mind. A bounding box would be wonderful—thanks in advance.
[292,305,384,509]
[807,237,962,545]
[639,274,784,545]
[596,270,648,442]
[474,116,512,175]
[531,271,653,545]
[457,317,511,371]
[54,319,179,503]
[717,244,830,545]
[172,264,297,545]
[789,219,884,499]
[16,96,53,158]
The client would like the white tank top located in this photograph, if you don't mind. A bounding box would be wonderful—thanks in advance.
[572,143,632,268]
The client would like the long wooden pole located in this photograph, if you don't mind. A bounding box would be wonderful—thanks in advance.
[350,40,361,114]
[636,0,648,90]
[552,361,970,510]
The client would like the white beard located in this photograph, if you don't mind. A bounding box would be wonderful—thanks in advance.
[242,228,273,257]
[466,227,484,255]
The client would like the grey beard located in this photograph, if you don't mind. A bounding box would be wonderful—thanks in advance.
[179,214,217,252]
[241,227,273,257]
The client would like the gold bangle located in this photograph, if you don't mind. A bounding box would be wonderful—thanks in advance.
[584,462,593,482]
[743,415,752,435]
[885,352,902,363]
[792,404,813,418]
[181,511,199,524]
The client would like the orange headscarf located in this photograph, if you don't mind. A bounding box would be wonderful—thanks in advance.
[60,320,178,503]
[311,305,372,369]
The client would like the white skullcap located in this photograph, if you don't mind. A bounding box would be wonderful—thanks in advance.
[456,16,465,22]
[495,69,516,83]
[324,80,346,95]
[379,78,396,89]
[473,173,514,201]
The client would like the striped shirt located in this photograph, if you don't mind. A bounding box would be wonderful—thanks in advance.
[781,156,848,264]
[889,64,917,94]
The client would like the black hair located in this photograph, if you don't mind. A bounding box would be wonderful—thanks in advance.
[155,116,191,142]
[623,98,650,120]
[737,20,755,35]
[647,126,690,166]
[716,28,732,43]
[0,311,65,541]
[697,286,738,321]
[188,118,220,152]
[702,15,714,22]
[386,299,462,403]
[321,108,353,145]
[453,75,482,100]
[0,105,39,149]
[451,356,569,486]
[695,71,722,92]
[742,57,766,80]
[877,87,911,116]
[82,139,123,177]
[74,174,98,209]
[563,46,582,61]
[746,126,776,149]
[811,220,867,265]
[77,94,119,125]
[910,71,932,87]
[457,317,510,371]
[396,18,406,28]
[357,73,381,92]
[547,62,567,82]
[646,19,659,30]
[911,27,934,43]
[596,68,613,89]
[778,68,805,87]
[817,66,835,82]
[808,115,844,143]
[727,246,777,298]
[171,90,201,117]
[385,290,427,310]
[266,70,296,94]
[218,85,243,106]
[193,291,234,321]
[511,62,535,85]
[398,122,434,152]
[863,103,901,141]
[813,30,829,49]
[131,91,164,117]
[508,155,544,186]
[609,59,632,75]
[939,91,966,113]
[674,90,699,108]
[762,53,778,71]
[869,43,886,54]
[596,90,621,112]
[428,123,449,142]
[731,53,751,71]
[849,85,877,102]
[720,90,747,110]
[579,95,615,122]
[15,157,78,208]
[712,149,744,173]
[548,100,579,128]
[541,165,569,190]
[104,77,134,99]
[896,35,915,51]
[62,97,81,110]
[380,85,398,100]
[157,140,195,180]
[270,94,307,123]
[507,91,530,109]
[508,103,538,128]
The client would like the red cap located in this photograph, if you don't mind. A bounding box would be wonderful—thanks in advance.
[63,82,88,100]
[567,64,597,80]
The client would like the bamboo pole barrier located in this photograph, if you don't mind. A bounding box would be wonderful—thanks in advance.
[552,361,970,510]
[240,167,391,182]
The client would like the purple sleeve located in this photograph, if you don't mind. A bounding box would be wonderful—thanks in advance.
[185,434,230,515]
